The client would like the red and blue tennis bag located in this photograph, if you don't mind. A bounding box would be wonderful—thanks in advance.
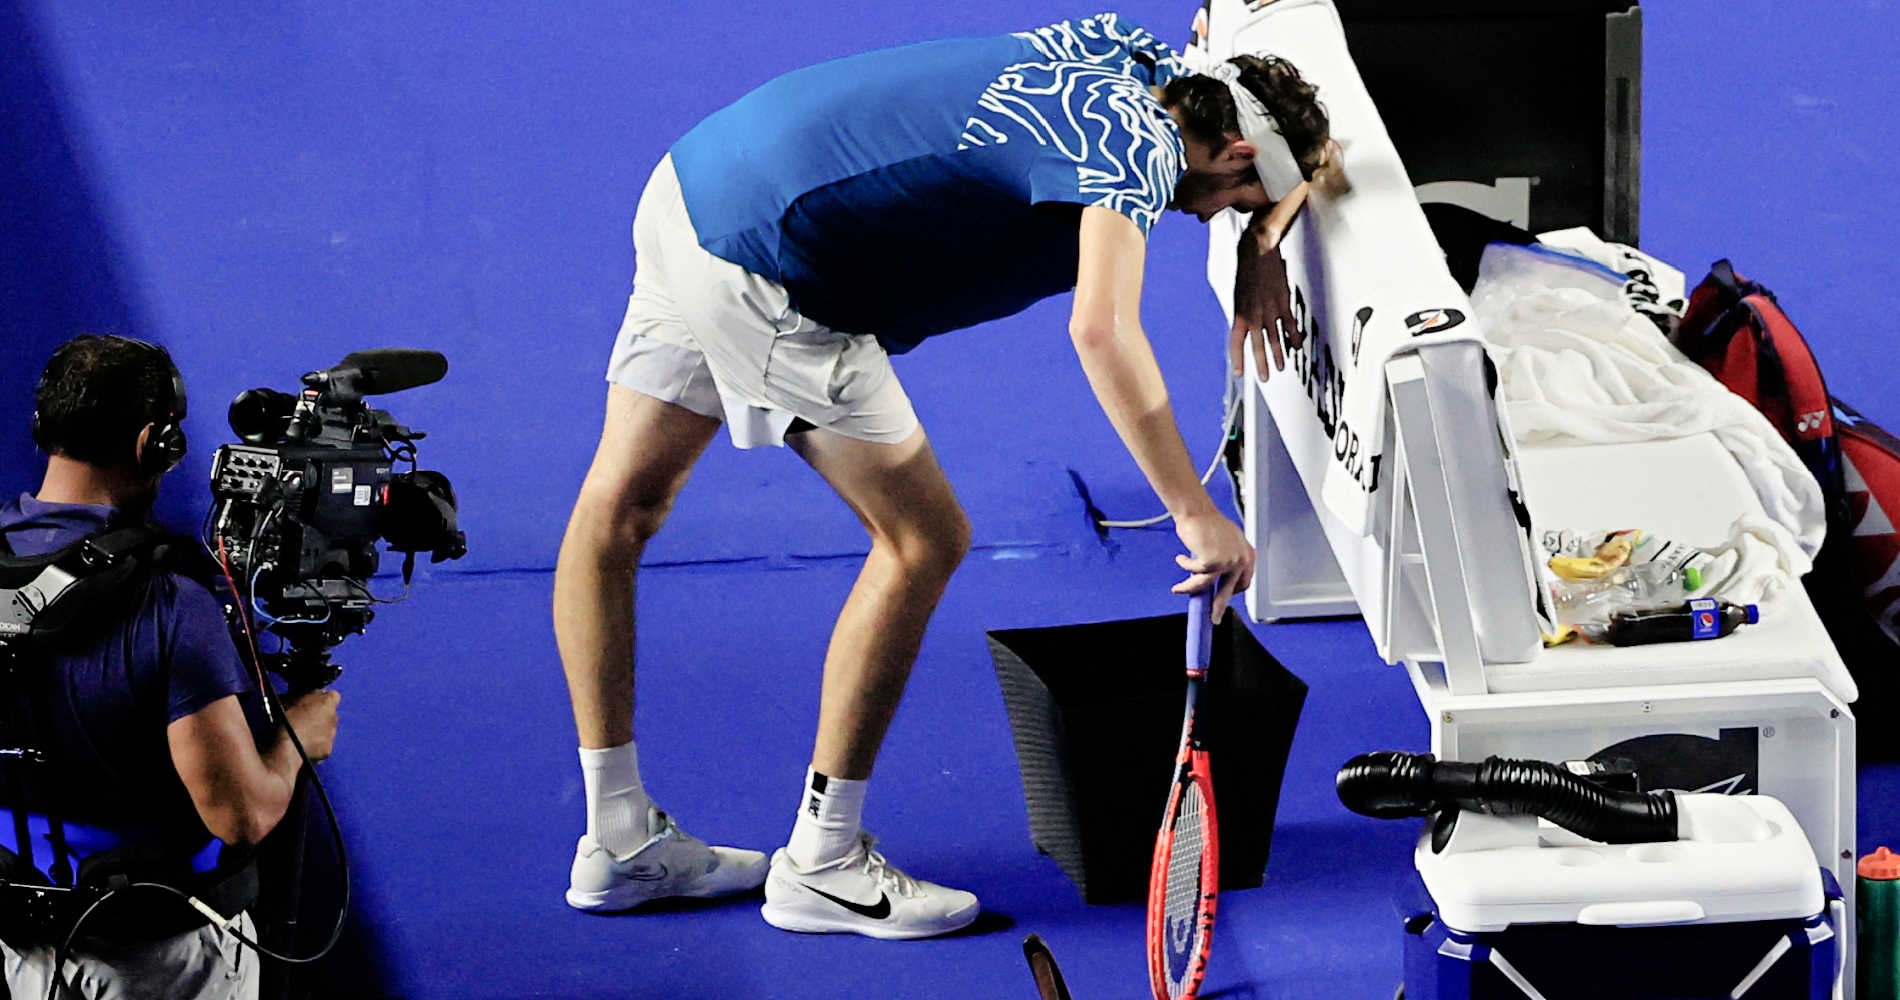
[1673,261,1900,739]
[1674,261,1847,512]
[1825,400,1900,652]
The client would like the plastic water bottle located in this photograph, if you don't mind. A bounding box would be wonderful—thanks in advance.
[1601,598,1759,646]
[1861,847,1900,998]
[1550,562,1703,625]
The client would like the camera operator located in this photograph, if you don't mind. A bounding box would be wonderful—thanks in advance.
[0,335,340,999]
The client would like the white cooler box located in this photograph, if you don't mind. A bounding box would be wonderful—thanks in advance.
[1400,794,1844,999]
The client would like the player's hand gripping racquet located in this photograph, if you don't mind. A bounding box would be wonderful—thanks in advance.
[1147,590,1219,1000]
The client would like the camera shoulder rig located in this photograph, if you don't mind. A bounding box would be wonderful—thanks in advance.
[0,525,256,946]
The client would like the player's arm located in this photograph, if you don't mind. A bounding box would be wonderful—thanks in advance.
[1252,180,1309,250]
[168,690,338,846]
[1071,206,1210,520]
[161,579,341,846]
[1070,205,1256,613]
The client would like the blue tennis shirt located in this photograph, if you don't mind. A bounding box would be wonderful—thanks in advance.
[669,13,1187,353]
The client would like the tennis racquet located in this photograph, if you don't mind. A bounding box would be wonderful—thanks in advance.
[1022,933,1075,1000]
[1146,590,1219,1000]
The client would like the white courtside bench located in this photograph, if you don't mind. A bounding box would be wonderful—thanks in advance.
[1196,0,1858,991]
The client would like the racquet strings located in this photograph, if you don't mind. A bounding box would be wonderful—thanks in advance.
[1160,781,1210,997]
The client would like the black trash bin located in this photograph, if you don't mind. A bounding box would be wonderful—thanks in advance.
[988,611,1308,905]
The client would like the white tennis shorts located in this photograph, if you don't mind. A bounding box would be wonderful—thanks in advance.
[605,155,920,449]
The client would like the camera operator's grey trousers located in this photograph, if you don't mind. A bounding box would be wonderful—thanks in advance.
[1,913,257,1000]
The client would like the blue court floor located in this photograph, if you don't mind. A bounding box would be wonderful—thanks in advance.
[291,517,1899,999]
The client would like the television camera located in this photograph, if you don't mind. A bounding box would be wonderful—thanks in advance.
[208,349,466,690]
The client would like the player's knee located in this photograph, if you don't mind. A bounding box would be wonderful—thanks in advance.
[943,507,973,564]
[611,478,689,549]
[885,507,969,579]
[573,485,674,554]
[620,496,674,549]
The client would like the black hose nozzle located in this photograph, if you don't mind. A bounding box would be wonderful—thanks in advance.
[1336,751,1678,845]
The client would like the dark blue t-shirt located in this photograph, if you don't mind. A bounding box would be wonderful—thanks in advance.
[670,13,1187,353]
[0,494,262,856]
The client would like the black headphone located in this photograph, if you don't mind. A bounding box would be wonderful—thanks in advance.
[30,336,188,477]
[131,338,189,478]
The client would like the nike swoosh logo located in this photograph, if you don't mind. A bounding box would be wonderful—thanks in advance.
[804,883,891,920]
[623,864,669,882]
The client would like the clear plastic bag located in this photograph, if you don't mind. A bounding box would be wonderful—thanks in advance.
[1549,560,1700,626]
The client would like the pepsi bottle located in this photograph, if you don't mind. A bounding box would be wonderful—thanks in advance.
[1603,598,1759,646]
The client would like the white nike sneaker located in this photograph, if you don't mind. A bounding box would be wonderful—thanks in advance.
[760,832,980,940]
[565,808,769,913]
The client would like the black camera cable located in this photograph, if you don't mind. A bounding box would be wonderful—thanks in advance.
[44,709,350,1000]
[44,537,356,1000]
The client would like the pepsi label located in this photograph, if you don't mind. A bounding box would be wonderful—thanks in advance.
[1689,598,1720,640]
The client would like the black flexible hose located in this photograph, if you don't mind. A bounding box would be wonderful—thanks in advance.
[1336,751,1678,844]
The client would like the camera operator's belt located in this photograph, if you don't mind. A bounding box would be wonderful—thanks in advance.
[0,838,258,945]
[0,810,257,947]
[0,809,224,875]
[0,811,256,945]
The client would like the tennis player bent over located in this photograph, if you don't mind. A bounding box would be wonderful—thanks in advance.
[555,13,1332,939]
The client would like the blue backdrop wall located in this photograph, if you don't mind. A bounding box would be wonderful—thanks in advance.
[4,0,1897,569]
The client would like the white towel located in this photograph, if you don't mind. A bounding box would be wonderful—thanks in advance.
[1471,243,1826,601]
[1536,227,1688,336]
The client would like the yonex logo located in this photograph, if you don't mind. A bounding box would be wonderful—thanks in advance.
[1796,410,1828,434]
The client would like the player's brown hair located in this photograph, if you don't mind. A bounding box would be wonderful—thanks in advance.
[1162,54,1347,195]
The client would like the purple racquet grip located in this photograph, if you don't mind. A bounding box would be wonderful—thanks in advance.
[1186,590,1215,678]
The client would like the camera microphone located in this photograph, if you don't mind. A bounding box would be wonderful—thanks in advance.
[304,349,448,402]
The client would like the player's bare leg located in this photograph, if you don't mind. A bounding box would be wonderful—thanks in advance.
[788,425,970,781]
[760,424,980,938]
[555,385,720,750]
[557,384,766,912]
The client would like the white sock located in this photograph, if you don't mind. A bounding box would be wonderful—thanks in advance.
[580,743,652,856]
[786,768,868,869]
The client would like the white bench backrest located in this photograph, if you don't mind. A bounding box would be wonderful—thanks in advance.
[1201,0,1544,672]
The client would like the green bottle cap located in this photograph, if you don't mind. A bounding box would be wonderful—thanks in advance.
[1682,566,1703,591]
